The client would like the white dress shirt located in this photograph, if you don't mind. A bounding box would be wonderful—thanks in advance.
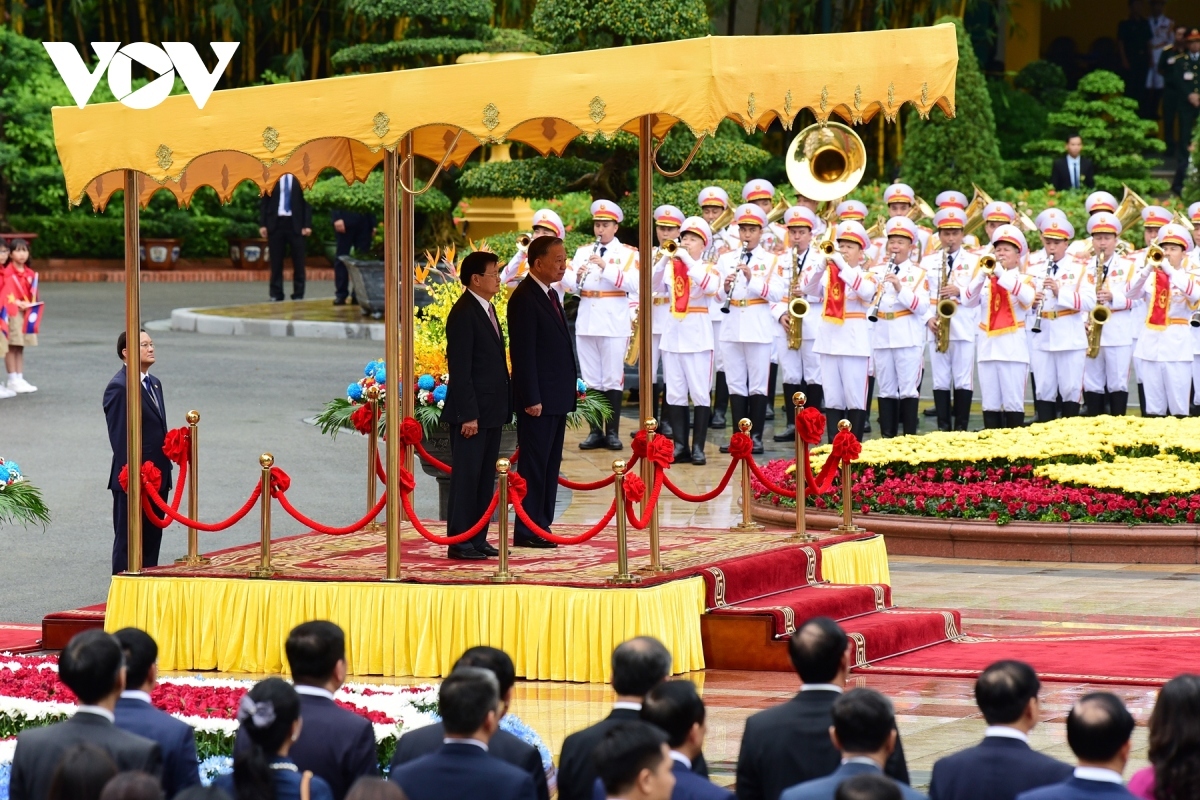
[120,690,153,704]
[1073,766,1124,784]
[443,737,488,751]
[984,726,1029,743]
[293,685,336,701]
[76,705,116,722]
[1066,156,1082,190]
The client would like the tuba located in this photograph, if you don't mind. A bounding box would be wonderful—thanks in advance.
[766,196,792,224]
[935,248,956,353]
[786,246,810,350]
[1086,257,1110,359]
[784,122,868,203]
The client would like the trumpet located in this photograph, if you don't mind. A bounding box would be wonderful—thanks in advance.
[660,239,679,257]
[935,249,956,353]
[1086,258,1110,359]
[866,254,898,323]
[1031,260,1058,335]
[1146,242,1165,268]
[516,234,531,250]
[722,244,752,314]
[1190,309,1200,328]
[978,254,997,276]
[786,247,810,350]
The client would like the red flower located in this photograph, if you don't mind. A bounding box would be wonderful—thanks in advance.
[350,404,375,435]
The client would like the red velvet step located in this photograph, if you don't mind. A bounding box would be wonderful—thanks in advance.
[41,603,106,650]
[842,609,964,666]
[699,544,821,608]
[706,583,892,634]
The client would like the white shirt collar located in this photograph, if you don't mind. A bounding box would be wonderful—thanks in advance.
[670,751,692,770]
[1067,155,1080,165]
[120,690,153,704]
[278,174,293,215]
[468,288,494,312]
[293,685,336,701]
[443,737,488,751]
[801,684,844,693]
[76,705,115,723]
[140,371,150,383]
[612,701,643,711]
[529,273,551,293]
[1074,767,1124,784]
[985,726,1029,743]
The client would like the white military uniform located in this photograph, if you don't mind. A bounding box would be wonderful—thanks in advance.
[1081,251,1136,396]
[1027,247,1093,405]
[649,205,686,395]
[773,243,824,387]
[716,244,786,396]
[562,239,639,391]
[923,245,978,392]
[654,249,719,406]
[802,247,877,412]
[869,222,930,402]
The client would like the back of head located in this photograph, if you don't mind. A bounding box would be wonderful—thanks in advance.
[788,617,848,684]
[1067,692,1134,763]
[593,721,669,796]
[453,646,516,697]
[438,666,500,737]
[975,660,1040,725]
[640,680,705,749]
[611,637,672,697]
[173,789,233,800]
[346,777,408,800]
[285,620,345,685]
[834,774,902,800]
[1149,675,1200,797]
[60,630,124,705]
[235,678,302,800]
[113,628,158,692]
[98,771,165,800]
[527,235,562,269]
[831,689,896,755]
[48,743,118,800]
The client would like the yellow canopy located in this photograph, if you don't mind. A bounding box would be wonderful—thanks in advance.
[52,25,958,209]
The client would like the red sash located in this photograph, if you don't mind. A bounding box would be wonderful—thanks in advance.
[1145,268,1171,330]
[822,261,847,325]
[985,275,1019,335]
[670,257,690,319]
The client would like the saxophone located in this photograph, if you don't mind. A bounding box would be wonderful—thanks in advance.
[935,248,956,353]
[1085,256,1110,359]
[786,246,809,350]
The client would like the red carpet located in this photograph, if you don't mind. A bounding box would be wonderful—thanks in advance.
[0,623,43,653]
[854,631,1200,685]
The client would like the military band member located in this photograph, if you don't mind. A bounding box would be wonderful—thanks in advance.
[836,200,869,226]
[1190,202,1200,249]
[737,179,788,253]
[1080,212,1136,417]
[836,200,876,433]
[699,185,735,429]
[1126,224,1200,416]
[501,208,566,289]
[975,201,1017,254]
[562,199,639,451]
[715,204,786,454]
[1065,191,1120,260]
[934,191,980,250]
[1130,206,1174,415]
[922,206,978,431]
[653,217,720,464]
[878,183,931,259]
[802,221,879,443]
[963,225,1036,428]
[1191,203,1200,410]
[1027,212,1092,422]
[792,192,829,238]
[771,206,823,443]
[649,204,685,438]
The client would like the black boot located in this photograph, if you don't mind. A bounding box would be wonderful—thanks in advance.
[1034,399,1056,424]
[579,423,605,450]
[604,390,624,450]
[719,396,749,453]
[656,383,673,437]
[1108,390,1129,416]
[953,389,973,431]
[825,408,843,444]
[691,406,710,465]
[667,404,689,463]
[1138,382,1147,417]
[1083,391,1106,417]
[1061,401,1081,418]
[877,397,899,439]
[899,397,920,436]
[710,372,728,428]
[863,376,875,433]
[805,383,824,417]
[765,363,778,420]
[749,395,767,454]
[1004,411,1026,428]
[933,389,952,432]
[774,383,801,442]
[983,410,1003,429]
[850,408,870,441]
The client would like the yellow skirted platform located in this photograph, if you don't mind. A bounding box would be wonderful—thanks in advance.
[821,535,891,586]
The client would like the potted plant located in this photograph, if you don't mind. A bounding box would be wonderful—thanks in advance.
[139,238,183,270]
[0,459,50,528]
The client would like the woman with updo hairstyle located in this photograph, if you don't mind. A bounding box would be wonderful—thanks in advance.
[1129,674,1200,800]
[214,678,333,800]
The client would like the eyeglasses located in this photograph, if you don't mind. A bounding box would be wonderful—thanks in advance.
[140,342,155,349]
[481,272,500,280]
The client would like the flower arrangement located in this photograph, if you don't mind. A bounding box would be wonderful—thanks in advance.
[0,459,49,529]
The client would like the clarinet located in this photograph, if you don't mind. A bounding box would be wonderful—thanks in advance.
[577,235,602,290]
[1031,259,1057,334]
[721,243,752,314]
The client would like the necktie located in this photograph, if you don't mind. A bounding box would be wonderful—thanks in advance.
[281,175,292,215]
[599,246,607,258]
[143,377,159,416]
[1072,161,1078,190]
[549,289,565,325]
[488,303,501,339]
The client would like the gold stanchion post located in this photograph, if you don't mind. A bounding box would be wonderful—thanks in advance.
[730,418,764,532]
[489,458,516,583]
[608,460,640,585]
[833,419,864,533]
[364,385,383,533]
[382,144,404,582]
[175,410,210,565]
[123,170,143,575]
[638,418,670,574]
[790,393,816,542]
[248,453,276,578]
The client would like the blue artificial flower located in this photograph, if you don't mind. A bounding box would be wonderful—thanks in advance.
[374,366,386,385]
[500,714,554,773]
[576,379,587,394]
[198,755,233,786]
[3,461,18,478]
[418,374,435,391]
[432,384,448,402]
[0,761,11,800]
[365,359,383,378]
[0,465,9,484]
[347,382,364,402]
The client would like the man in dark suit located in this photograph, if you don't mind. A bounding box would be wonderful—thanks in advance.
[113,628,201,798]
[234,621,377,800]
[506,236,577,548]
[1016,693,1137,800]
[443,251,512,560]
[1050,134,1096,192]
[390,646,548,800]
[10,630,161,800]
[735,618,909,800]
[390,667,536,800]
[259,172,313,301]
[594,722,676,800]
[103,329,172,575]
[930,661,1072,800]
[635,680,732,800]
[780,689,925,800]
[331,208,376,306]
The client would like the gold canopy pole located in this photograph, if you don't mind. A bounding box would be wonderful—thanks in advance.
[124,170,143,576]
[383,146,402,581]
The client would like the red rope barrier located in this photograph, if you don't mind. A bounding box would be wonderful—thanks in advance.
[119,460,188,528]
[399,481,501,546]
[143,479,261,532]
[558,472,616,491]
[505,472,615,544]
[661,456,740,502]
[623,468,665,531]
[273,486,389,536]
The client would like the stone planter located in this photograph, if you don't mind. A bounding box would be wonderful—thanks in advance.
[419,426,520,521]
[229,238,269,270]
[140,238,182,270]
[343,257,453,320]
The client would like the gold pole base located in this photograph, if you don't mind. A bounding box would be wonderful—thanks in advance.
[607,573,642,586]
[637,563,674,575]
[380,574,405,583]
[362,522,385,534]
[729,522,765,532]
[174,555,212,566]
[788,532,819,542]
[247,567,275,579]
[488,572,520,584]
[833,525,866,533]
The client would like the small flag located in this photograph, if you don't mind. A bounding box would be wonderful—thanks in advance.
[23,302,42,335]
[0,306,7,339]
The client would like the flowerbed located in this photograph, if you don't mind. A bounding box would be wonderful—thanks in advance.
[753,417,1200,526]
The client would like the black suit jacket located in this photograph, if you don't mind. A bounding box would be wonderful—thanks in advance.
[391,742,536,800]
[443,291,513,428]
[929,736,1073,800]
[10,711,162,800]
[103,368,172,495]
[1050,156,1095,191]
[235,692,378,800]
[114,696,200,798]
[260,175,313,234]
[389,721,548,800]
[735,690,909,800]
[507,277,577,416]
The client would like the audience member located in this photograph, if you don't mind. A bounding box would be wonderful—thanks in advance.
[1128,674,1200,799]
[389,646,548,800]
[1160,25,1189,149]
[389,667,536,800]
[215,678,334,800]
[1050,134,1096,192]
[46,744,118,800]
[593,722,676,800]
[10,630,162,800]
[929,661,1072,800]
[113,628,202,798]
[345,778,407,800]
[779,689,925,800]
[735,618,908,800]
[1,237,38,394]
[1116,0,1151,111]
[835,775,902,800]
[1016,693,1137,800]
[99,772,166,800]
[636,680,732,800]
[1146,0,1175,115]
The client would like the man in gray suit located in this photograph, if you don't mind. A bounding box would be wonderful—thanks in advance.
[10,630,161,800]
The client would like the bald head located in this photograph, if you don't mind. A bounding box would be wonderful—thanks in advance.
[1067,692,1134,765]
[788,617,849,684]
[611,637,672,697]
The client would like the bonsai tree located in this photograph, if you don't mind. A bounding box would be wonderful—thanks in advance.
[532,0,709,52]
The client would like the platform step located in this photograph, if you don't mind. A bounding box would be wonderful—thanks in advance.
[41,603,106,650]
[842,609,963,665]
[707,583,892,634]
